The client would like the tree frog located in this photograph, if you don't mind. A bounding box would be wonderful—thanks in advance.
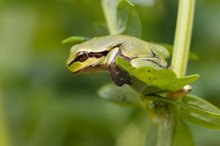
[67,34,169,86]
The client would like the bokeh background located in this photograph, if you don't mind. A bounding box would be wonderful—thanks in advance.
[1,0,220,146]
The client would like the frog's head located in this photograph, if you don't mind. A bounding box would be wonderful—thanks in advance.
[67,43,109,73]
[66,35,125,74]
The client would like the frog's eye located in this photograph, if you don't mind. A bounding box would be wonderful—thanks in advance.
[76,51,89,62]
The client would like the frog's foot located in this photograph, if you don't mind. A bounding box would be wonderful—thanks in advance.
[108,65,131,86]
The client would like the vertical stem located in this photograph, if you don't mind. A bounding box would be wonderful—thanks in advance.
[156,104,179,146]
[157,120,173,146]
[171,0,195,77]
[156,0,195,146]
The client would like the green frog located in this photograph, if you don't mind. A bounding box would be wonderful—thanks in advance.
[67,34,169,86]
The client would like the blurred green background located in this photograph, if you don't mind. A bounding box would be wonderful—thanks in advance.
[1,0,220,146]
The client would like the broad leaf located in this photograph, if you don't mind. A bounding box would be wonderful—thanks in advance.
[180,95,220,129]
[129,0,155,6]
[101,0,118,34]
[98,83,142,106]
[62,36,90,44]
[143,95,220,129]
[117,0,142,37]
[116,57,199,94]
[102,0,142,37]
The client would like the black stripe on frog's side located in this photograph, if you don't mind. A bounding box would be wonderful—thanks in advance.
[68,50,109,66]
[68,43,123,66]
[89,50,109,58]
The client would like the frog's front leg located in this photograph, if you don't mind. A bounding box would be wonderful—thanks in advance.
[109,64,131,86]
[130,57,168,69]
[105,47,131,86]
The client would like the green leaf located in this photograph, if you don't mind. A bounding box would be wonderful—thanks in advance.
[174,120,195,146]
[102,0,118,34]
[98,83,142,106]
[116,57,199,94]
[117,0,142,37]
[129,0,155,6]
[102,0,142,37]
[144,95,220,129]
[62,36,90,44]
[180,95,220,129]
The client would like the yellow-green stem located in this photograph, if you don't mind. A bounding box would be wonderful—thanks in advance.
[157,0,195,146]
[156,104,179,146]
[171,0,195,77]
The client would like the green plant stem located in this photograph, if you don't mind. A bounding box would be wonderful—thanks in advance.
[171,0,195,77]
[156,105,179,146]
[156,0,195,146]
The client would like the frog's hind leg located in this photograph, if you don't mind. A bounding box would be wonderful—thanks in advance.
[130,58,167,69]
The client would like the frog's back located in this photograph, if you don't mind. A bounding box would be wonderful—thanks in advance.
[77,34,169,59]
[87,35,153,57]
[108,35,154,58]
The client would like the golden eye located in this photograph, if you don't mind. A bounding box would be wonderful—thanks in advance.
[76,51,89,62]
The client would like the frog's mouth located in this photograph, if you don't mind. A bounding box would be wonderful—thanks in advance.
[67,55,108,74]
[73,64,107,74]
[67,50,109,67]
[67,43,125,74]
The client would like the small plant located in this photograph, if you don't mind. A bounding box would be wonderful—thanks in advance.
[65,0,220,145]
